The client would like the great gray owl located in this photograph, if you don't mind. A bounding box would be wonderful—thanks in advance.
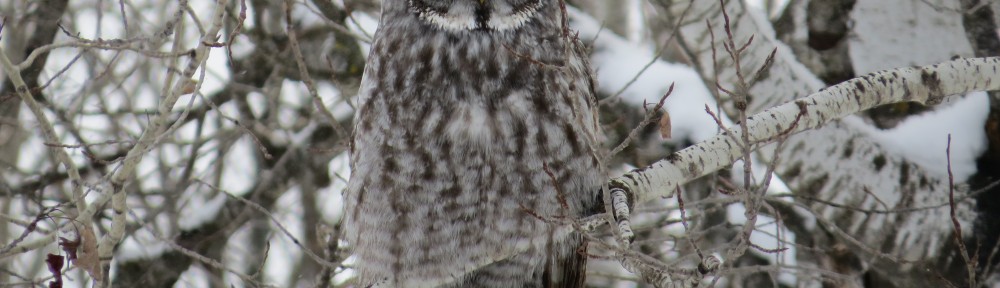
[344,0,606,287]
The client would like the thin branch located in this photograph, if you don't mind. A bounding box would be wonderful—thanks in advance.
[283,0,349,140]
[0,39,88,221]
[97,0,231,286]
[594,57,1000,211]
[947,134,976,286]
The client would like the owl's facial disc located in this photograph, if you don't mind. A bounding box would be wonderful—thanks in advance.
[408,0,543,32]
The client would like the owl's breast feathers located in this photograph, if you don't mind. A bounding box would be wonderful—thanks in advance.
[345,1,605,286]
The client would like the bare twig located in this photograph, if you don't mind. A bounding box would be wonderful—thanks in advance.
[947,134,977,286]
[609,83,674,157]
[283,0,350,141]
[0,40,87,222]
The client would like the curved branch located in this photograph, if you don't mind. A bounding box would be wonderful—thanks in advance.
[640,0,990,264]
[599,57,1000,209]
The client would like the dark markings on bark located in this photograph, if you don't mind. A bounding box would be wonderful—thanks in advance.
[898,161,910,187]
[842,139,854,158]
[920,70,942,97]
[803,174,829,194]
[784,161,803,179]
[806,0,857,50]
[872,154,887,171]
[687,162,700,176]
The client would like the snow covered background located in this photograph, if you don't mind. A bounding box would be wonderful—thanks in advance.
[0,0,993,287]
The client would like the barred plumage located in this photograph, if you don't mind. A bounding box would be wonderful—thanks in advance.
[344,1,605,286]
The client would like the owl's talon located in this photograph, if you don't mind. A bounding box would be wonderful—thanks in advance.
[697,254,722,275]
[610,186,635,246]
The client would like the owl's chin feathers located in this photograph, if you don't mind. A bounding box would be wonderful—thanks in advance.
[408,0,544,32]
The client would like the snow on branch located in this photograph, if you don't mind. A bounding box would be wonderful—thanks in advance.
[607,57,1000,205]
[642,0,988,261]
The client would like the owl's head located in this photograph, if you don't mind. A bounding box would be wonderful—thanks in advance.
[396,0,550,32]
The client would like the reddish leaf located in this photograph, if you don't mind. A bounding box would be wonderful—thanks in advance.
[58,236,80,262]
[45,254,63,288]
[45,254,63,274]
[58,223,103,281]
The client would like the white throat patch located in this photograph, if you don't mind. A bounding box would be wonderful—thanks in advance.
[411,1,543,32]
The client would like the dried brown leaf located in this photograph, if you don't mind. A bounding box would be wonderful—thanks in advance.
[181,79,198,95]
[659,110,672,139]
[67,223,102,282]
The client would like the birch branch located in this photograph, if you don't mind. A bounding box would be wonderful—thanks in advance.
[0,43,87,221]
[604,57,1000,211]
[649,0,977,260]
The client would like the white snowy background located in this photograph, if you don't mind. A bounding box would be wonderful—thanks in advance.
[0,0,993,287]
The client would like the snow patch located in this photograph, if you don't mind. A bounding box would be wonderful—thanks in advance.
[570,8,727,143]
[846,93,988,180]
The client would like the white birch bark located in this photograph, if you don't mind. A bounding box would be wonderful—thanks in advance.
[849,0,974,74]
[610,54,1000,253]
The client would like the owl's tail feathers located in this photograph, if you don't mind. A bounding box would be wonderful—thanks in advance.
[544,232,587,288]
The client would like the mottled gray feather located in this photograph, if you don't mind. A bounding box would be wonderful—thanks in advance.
[344,0,605,286]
